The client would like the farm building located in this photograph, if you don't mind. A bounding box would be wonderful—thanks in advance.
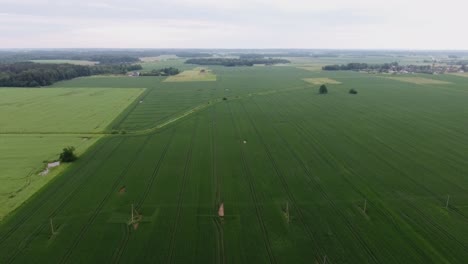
[128,71,140,77]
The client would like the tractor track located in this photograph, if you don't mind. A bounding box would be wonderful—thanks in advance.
[5,138,125,264]
[135,128,177,210]
[210,104,226,264]
[250,96,383,263]
[400,195,468,253]
[0,140,110,246]
[59,136,152,264]
[226,102,277,264]
[166,116,199,264]
[282,107,382,263]
[239,100,326,263]
[113,128,177,264]
[111,88,152,130]
[112,223,131,264]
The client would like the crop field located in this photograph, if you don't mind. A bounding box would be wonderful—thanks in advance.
[0,88,144,133]
[140,59,193,72]
[302,78,342,85]
[0,134,100,220]
[0,87,142,220]
[29,60,97,65]
[1,65,468,263]
[448,72,468,79]
[384,76,453,85]
[164,67,217,82]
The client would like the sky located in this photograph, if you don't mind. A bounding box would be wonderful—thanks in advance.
[0,0,467,49]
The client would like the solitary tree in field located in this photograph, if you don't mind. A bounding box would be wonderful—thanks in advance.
[319,84,328,94]
[59,146,77,162]
[349,88,358,94]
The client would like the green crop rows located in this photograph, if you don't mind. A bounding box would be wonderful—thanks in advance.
[1,65,468,263]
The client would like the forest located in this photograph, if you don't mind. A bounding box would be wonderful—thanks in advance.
[0,62,142,87]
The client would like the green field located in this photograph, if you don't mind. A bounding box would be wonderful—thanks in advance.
[164,67,216,82]
[29,60,97,65]
[0,87,143,220]
[1,65,468,263]
[0,134,100,220]
[0,88,144,133]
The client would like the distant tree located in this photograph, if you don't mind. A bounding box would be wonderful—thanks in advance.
[185,58,290,67]
[349,88,358,94]
[59,146,77,162]
[222,97,228,101]
[319,84,328,94]
[140,67,180,76]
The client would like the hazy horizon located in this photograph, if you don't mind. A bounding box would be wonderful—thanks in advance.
[1,0,467,49]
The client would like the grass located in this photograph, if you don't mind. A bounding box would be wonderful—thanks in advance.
[0,88,144,133]
[140,58,193,72]
[0,134,100,220]
[303,77,342,85]
[448,72,468,78]
[164,67,217,82]
[0,87,142,219]
[384,76,453,85]
[296,65,324,72]
[29,60,97,65]
[0,66,468,263]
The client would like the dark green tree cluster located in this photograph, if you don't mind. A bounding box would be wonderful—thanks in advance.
[0,62,92,87]
[122,64,143,71]
[349,89,358,94]
[322,62,399,71]
[322,63,371,71]
[140,67,180,76]
[59,147,77,162]
[0,62,142,87]
[185,58,290,67]
[319,84,328,94]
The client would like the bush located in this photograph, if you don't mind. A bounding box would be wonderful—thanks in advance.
[59,146,77,162]
[319,84,328,94]
[222,97,228,101]
[349,89,358,94]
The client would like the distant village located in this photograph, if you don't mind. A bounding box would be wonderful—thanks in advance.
[323,61,467,75]
[365,64,466,75]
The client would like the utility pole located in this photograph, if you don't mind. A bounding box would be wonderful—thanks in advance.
[363,199,367,214]
[50,218,56,235]
[323,255,327,264]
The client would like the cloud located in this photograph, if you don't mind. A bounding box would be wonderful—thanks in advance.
[0,0,467,49]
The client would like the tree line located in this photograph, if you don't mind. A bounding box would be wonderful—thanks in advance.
[185,58,290,67]
[140,67,180,76]
[0,50,215,64]
[0,62,143,87]
[322,62,400,71]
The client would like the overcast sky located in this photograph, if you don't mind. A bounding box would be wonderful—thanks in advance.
[0,0,466,49]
